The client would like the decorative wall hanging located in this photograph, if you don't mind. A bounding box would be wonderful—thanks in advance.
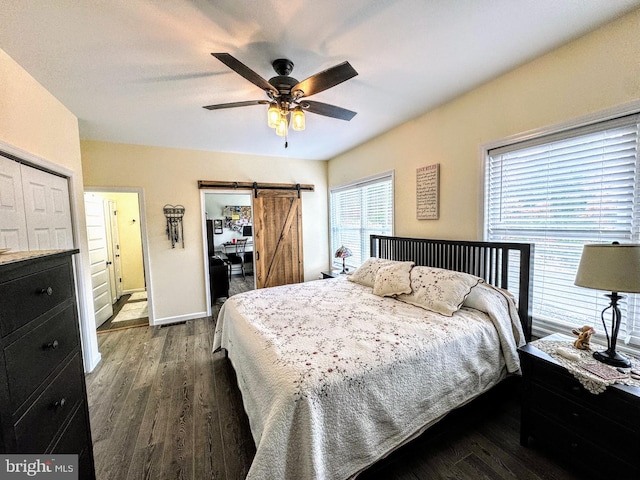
[222,205,252,232]
[416,163,440,220]
[213,219,223,234]
[163,204,185,248]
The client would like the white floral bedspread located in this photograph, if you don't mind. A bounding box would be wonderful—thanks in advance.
[213,277,524,480]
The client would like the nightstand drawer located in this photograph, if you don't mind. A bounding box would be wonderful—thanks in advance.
[528,410,639,479]
[4,302,79,410]
[525,352,640,426]
[14,354,84,453]
[0,262,74,336]
[530,383,639,458]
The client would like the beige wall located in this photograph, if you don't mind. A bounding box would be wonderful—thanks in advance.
[0,48,100,370]
[94,192,146,293]
[81,141,328,322]
[328,8,640,241]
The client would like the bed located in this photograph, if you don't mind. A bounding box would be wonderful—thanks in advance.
[213,235,533,480]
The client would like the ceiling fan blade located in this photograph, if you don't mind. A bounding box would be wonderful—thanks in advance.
[299,100,357,121]
[292,61,358,98]
[203,100,270,110]
[211,53,278,95]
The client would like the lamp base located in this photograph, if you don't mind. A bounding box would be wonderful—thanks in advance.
[593,349,631,368]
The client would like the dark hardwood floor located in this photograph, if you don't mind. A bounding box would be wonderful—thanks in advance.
[86,275,585,480]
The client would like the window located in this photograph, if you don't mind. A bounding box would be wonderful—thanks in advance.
[485,113,640,349]
[330,173,394,270]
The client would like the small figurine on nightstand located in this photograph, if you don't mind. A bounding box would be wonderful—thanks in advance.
[572,325,595,350]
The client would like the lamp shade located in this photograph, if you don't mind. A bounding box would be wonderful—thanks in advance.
[574,243,640,293]
[267,103,280,128]
[291,108,305,131]
[275,116,288,136]
[335,246,352,259]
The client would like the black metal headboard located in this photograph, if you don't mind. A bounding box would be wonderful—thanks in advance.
[370,235,534,341]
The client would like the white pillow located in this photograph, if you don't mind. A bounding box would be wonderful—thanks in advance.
[348,257,394,287]
[373,262,414,297]
[397,266,483,316]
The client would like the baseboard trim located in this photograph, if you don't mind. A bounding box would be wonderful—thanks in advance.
[152,311,208,326]
[123,288,146,295]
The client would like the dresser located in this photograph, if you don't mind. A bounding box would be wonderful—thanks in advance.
[0,250,96,479]
[519,337,640,480]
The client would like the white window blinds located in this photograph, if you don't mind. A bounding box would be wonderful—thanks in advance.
[330,173,394,270]
[485,114,640,347]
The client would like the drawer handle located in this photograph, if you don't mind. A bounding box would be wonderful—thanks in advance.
[44,340,59,350]
[39,287,54,296]
[53,398,67,409]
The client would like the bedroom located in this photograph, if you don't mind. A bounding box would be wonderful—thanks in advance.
[1,1,639,479]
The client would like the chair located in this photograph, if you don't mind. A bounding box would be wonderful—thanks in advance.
[226,239,247,280]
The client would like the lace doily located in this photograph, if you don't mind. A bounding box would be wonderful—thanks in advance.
[530,339,640,394]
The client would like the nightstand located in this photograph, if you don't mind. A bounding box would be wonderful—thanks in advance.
[321,270,343,279]
[519,335,640,479]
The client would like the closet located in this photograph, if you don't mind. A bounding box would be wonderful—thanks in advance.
[0,154,73,251]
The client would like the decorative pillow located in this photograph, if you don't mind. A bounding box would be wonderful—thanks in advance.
[397,266,483,316]
[373,262,414,297]
[348,258,412,288]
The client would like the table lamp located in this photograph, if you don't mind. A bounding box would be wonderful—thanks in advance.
[574,242,640,367]
[334,246,352,274]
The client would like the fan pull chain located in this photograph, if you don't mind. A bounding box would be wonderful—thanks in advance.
[284,131,288,148]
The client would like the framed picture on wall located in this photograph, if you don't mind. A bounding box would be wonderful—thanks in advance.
[213,219,223,234]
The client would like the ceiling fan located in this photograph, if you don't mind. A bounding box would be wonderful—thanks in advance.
[203,53,358,145]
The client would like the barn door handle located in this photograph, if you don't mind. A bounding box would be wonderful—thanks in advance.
[256,251,260,261]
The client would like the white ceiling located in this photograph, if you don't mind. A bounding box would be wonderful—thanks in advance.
[1,1,638,161]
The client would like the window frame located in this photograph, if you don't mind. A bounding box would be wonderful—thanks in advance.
[481,102,640,352]
[329,171,395,271]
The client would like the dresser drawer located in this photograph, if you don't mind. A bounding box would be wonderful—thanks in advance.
[14,354,84,453]
[529,383,639,459]
[0,262,74,336]
[51,403,91,456]
[4,303,79,410]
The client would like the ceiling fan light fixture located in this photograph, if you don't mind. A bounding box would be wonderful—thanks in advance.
[291,108,305,131]
[275,116,288,137]
[267,103,280,128]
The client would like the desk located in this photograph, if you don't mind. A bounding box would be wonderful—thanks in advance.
[220,241,253,254]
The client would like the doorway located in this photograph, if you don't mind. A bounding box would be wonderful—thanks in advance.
[84,190,151,332]
[203,191,255,309]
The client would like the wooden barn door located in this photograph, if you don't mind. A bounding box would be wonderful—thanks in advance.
[253,190,304,288]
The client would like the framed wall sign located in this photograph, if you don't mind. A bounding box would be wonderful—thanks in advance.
[416,163,440,220]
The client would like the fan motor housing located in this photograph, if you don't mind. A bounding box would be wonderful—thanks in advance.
[268,75,298,94]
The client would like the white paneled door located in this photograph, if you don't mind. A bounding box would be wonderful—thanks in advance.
[85,194,114,327]
[20,163,73,249]
[105,200,123,302]
[0,155,29,250]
